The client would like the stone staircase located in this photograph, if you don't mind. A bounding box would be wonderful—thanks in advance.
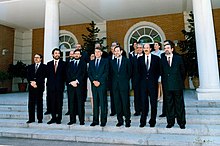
[0,90,220,145]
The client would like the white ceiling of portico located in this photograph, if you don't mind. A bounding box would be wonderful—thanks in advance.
[0,0,220,31]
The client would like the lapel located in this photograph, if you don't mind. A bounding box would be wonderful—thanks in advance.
[119,57,125,73]
[113,58,118,72]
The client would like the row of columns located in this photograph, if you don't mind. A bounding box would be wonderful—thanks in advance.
[43,0,220,100]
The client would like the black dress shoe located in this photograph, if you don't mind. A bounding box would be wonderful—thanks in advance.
[179,124,185,129]
[100,123,106,127]
[67,121,75,125]
[166,124,174,128]
[38,120,43,123]
[26,120,34,123]
[125,123,130,128]
[90,122,98,126]
[110,113,116,116]
[47,119,56,124]
[80,122,85,125]
[150,123,155,127]
[116,122,123,127]
[44,111,50,115]
[133,112,140,116]
[56,120,61,124]
[159,114,166,117]
[139,123,146,128]
[65,111,70,115]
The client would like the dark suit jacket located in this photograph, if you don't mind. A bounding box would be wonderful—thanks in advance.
[138,54,160,89]
[66,59,87,87]
[130,54,143,88]
[161,54,185,91]
[88,58,109,89]
[110,56,132,91]
[27,63,47,92]
[46,60,66,92]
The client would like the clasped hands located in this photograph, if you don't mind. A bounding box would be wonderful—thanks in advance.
[30,81,37,88]
[70,81,78,87]
[93,81,100,87]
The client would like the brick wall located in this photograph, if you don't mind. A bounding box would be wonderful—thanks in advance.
[106,13,185,53]
[0,24,14,91]
[32,23,90,63]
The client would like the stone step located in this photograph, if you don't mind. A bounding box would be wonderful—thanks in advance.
[1,104,220,115]
[0,127,219,145]
[0,111,220,125]
[0,119,220,137]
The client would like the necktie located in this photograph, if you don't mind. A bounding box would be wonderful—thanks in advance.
[35,64,38,73]
[117,58,120,72]
[168,57,171,66]
[146,56,149,71]
[54,61,57,73]
[95,59,99,70]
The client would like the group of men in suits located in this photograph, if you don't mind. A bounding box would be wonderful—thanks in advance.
[26,40,186,129]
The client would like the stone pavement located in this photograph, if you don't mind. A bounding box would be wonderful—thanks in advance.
[0,90,220,146]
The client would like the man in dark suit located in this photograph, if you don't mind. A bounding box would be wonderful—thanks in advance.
[26,53,47,123]
[130,42,143,116]
[138,43,161,128]
[66,49,87,125]
[88,47,109,127]
[65,50,75,115]
[110,45,132,127]
[46,48,66,124]
[161,40,186,129]
[76,43,89,102]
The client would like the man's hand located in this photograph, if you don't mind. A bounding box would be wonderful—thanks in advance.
[93,81,100,87]
[30,81,37,88]
[70,81,78,87]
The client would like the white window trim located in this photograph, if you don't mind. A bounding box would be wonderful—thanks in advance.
[124,21,166,54]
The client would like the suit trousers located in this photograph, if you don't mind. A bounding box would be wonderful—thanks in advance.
[48,90,64,121]
[140,87,158,125]
[133,83,142,113]
[165,90,186,126]
[28,89,43,121]
[68,85,85,123]
[113,87,131,124]
[92,87,107,124]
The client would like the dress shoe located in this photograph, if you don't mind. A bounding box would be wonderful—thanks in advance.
[133,112,141,116]
[90,122,98,126]
[116,122,123,127]
[179,124,185,129]
[110,113,116,116]
[65,111,70,115]
[100,123,106,127]
[80,122,85,125]
[38,120,43,123]
[26,120,34,124]
[125,123,130,128]
[56,120,61,124]
[139,123,146,128]
[47,119,56,124]
[166,124,174,128]
[150,123,155,127]
[44,111,50,115]
[159,114,166,117]
[67,121,75,125]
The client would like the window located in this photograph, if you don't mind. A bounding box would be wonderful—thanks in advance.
[124,21,166,53]
[59,30,78,61]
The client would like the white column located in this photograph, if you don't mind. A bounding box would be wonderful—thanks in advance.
[193,0,220,100]
[44,0,60,63]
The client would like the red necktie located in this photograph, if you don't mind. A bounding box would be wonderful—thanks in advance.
[54,61,57,73]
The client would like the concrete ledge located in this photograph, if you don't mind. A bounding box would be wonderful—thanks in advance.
[196,89,220,101]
